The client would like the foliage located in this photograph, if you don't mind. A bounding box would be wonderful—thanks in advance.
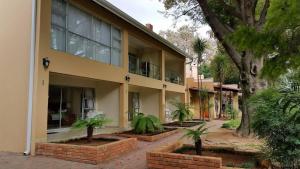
[198,63,211,78]
[72,114,110,129]
[181,123,208,142]
[249,87,300,168]
[171,102,194,125]
[221,119,240,129]
[228,0,300,81]
[131,113,163,134]
[210,50,240,84]
[225,104,238,119]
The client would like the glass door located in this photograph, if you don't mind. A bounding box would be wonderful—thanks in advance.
[128,92,140,121]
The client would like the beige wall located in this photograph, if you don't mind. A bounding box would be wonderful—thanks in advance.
[0,0,32,152]
[0,0,187,153]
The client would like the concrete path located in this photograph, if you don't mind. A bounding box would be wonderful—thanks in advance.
[0,120,261,169]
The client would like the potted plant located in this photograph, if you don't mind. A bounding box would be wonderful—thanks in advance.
[72,114,110,142]
[131,113,163,134]
[181,123,208,155]
[171,102,193,126]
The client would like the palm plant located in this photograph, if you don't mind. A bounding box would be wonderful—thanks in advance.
[193,38,207,120]
[171,102,193,126]
[72,114,110,142]
[181,123,208,155]
[131,113,163,134]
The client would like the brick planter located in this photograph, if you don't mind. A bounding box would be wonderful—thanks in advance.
[36,137,137,164]
[147,142,222,169]
[116,129,179,142]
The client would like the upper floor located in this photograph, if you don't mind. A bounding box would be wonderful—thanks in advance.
[43,0,187,91]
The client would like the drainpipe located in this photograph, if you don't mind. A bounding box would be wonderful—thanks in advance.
[24,0,37,156]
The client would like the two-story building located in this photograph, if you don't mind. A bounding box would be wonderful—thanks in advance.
[0,0,188,154]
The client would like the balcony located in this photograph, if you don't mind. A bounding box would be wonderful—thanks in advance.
[165,69,184,85]
[129,54,160,80]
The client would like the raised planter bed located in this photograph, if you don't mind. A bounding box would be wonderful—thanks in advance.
[116,128,179,142]
[147,142,262,169]
[163,121,203,128]
[36,135,137,164]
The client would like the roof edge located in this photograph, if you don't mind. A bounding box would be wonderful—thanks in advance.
[92,0,190,59]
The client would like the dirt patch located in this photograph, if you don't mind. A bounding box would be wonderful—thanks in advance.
[119,128,176,136]
[174,146,261,168]
[163,121,202,127]
[58,137,119,146]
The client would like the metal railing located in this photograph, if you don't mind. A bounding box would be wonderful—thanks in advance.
[129,59,160,80]
[165,69,184,85]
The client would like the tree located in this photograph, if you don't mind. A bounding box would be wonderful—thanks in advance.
[193,38,207,119]
[181,123,208,155]
[198,63,211,78]
[160,0,273,136]
[72,115,110,142]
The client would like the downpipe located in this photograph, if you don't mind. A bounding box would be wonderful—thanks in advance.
[24,0,37,156]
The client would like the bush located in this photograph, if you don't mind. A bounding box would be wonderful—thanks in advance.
[72,114,110,142]
[249,88,300,168]
[221,119,240,129]
[171,102,193,126]
[131,113,163,134]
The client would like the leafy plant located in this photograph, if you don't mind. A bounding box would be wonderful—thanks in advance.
[171,102,194,126]
[72,114,111,142]
[181,123,208,155]
[131,113,163,134]
[221,119,240,129]
[225,104,238,120]
[249,88,300,168]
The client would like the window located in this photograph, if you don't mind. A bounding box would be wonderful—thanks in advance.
[51,0,122,66]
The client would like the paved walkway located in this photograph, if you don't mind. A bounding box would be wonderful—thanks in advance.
[0,120,261,169]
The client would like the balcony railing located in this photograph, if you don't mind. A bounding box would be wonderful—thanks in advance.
[165,70,184,85]
[129,56,160,80]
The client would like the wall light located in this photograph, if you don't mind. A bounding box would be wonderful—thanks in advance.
[42,57,50,69]
[125,75,131,82]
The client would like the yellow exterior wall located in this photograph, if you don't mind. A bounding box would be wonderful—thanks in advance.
[0,0,187,153]
[0,0,33,153]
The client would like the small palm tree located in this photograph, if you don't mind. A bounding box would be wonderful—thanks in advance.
[181,123,208,155]
[131,113,163,134]
[171,102,193,126]
[72,114,110,142]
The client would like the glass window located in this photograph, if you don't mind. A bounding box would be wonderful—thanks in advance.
[111,49,121,66]
[51,0,122,67]
[51,0,66,27]
[68,5,92,38]
[51,26,65,51]
[95,44,110,64]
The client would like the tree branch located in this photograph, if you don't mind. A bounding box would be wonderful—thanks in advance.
[218,0,243,20]
[197,0,242,70]
[256,0,270,29]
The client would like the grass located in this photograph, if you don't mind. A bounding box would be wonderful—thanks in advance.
[221,119,241,129]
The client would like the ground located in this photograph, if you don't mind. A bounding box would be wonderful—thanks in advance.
[0,120,262,169]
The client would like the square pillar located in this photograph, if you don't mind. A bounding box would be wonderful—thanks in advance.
[161,50,165,81]
[159,89,166,123]
[119,83,128,128]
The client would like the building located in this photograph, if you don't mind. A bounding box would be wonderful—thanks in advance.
[0,0,187,153]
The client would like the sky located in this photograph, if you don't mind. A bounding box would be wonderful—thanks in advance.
[106,0,211,38]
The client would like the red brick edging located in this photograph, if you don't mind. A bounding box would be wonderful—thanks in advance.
[147,142,222,169]
[36,138,137,164]
[116,129,179,142]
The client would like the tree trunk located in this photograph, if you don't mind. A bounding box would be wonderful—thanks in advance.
[197,68,202,120]
[236,52,266,136]
[195,139,202,155]
[87,126,94,142]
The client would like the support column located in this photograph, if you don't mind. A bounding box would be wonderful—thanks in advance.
[159,89,166,123]
[209,94,215,120]
[119,83,128,128]
[161,50,165,81]
[233,92,239,112]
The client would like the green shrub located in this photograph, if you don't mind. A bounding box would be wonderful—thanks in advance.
[171,102,193,126]
[181,123,208,155]
[72,114,110,142]
[225,104,238,119]
[131,113,163,134]
[249,88,300,168]
[221,119,240,129]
